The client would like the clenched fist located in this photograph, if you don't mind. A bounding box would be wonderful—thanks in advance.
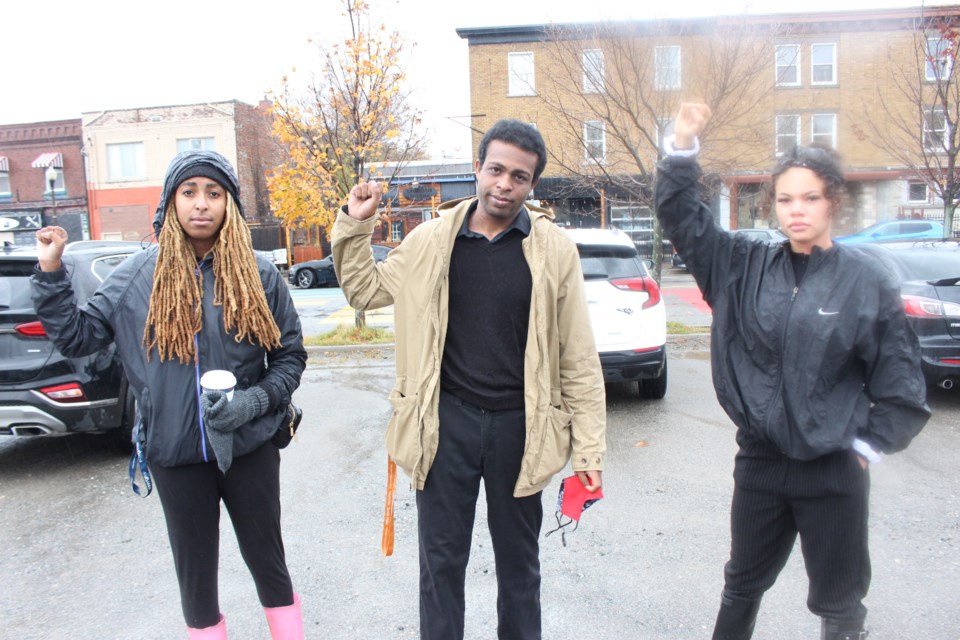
[35,226,68,272]
[673,103,712,150]
[347,181,384,222]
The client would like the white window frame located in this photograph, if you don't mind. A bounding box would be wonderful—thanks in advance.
[811,43,837,85]
[811,113,837,148]
[390,220,405,242]
[508,52,535,96]
[908,181,930,203]
[584,120,606,163]
[177,137,216,153]
[106,142,146,182]
[582,48,605,94]
[923,107,948,152]
[776,44,801,87]
[926,36,954,82]
[0,171,10,197]
[776,114,801,156]
[654,46,681,90]
[421,209,432,222]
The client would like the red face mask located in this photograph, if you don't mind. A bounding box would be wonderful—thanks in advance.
[545,475,604,546]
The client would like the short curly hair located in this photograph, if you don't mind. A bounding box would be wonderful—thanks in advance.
[478,119,547,181]
[772,144,846,206]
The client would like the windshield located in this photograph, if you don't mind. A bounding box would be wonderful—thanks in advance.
[896,251,960,281]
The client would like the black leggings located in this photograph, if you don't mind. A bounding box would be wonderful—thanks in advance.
[723,448,871,621]
[150,442,294,628]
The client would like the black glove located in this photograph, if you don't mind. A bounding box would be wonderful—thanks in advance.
[200,386,269,473]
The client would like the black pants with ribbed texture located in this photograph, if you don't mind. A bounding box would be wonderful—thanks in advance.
[722,448,870,621]
[150,442,294,628]
[417,390,543,640]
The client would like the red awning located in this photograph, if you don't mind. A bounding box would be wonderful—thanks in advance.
[31,152,63,168]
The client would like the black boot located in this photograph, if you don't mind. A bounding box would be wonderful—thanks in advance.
[711,592,761,640]
[821,617,868,640]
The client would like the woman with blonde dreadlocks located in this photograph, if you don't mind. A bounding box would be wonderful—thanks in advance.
[31,150,307,639]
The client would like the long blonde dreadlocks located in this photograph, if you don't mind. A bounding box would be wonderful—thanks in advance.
[143,193,282,363]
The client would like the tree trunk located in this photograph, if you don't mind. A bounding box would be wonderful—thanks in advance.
[945,201,957,239]
[651,213,664,283]
[355,309,367,330]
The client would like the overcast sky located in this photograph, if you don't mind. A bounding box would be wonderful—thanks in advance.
[5,0,953,158]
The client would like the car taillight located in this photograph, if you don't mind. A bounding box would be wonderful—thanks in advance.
[15,321,47,337]
[610,276,662,309]
[902,294,960,318]
[39,382,87,403]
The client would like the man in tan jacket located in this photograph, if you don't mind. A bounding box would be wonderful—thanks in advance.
[333,119,606,640]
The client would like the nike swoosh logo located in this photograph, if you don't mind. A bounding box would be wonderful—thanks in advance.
[818,308,839,316]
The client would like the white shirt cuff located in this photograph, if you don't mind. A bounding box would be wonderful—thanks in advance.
[663,134,700,157]
[853,438,882,464]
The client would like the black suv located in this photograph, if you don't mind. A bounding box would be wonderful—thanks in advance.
[1,241,143,444]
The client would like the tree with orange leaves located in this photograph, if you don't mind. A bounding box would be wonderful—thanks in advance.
[269,0,427,239]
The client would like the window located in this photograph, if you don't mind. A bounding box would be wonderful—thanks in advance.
[0,171,10,198]
[811,43,837,85]
[654,46,681,90]
[811,113,837,147]
[177,137,216,153]
[107,142,145,181]
[584,120,606,162]
[656,117,674,152]
[923,108,948,152]
[926,37,954,82]
[776,44,801,86]
[582,49,605,93]
[390,220,405,242]
[508,52,535,96]
[421,209,432,222]
[908,181,929,203]
[776,114,800,155]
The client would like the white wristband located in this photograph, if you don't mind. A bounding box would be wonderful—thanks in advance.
[663,134,700,157]
[853,438,882,464]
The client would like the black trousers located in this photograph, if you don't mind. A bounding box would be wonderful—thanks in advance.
[722,448,871,621]
[150,442,294,628]
[417,390,543,640]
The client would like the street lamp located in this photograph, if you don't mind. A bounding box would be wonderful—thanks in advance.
[45,164,58,226]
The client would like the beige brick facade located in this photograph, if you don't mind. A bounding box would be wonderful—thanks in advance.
[458,7,960,235]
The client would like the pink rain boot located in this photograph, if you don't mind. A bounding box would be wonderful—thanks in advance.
[187,614,227,639]
[264,593,303,640]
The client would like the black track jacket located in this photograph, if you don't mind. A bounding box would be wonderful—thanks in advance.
[656,155,930,460]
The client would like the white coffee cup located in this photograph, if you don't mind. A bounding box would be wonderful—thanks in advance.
[200,370,237,401]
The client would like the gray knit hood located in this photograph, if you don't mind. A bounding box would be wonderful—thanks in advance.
[152,150,243,237]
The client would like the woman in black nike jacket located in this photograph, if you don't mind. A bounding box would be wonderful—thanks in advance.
[656,103,930,640]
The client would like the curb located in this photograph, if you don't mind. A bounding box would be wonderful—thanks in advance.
[304,332,712,356]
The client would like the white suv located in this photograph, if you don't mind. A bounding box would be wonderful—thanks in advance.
[564,227,668,399]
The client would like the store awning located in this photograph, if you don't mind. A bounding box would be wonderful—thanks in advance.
[0,156,8,172]
[31,152,63,168]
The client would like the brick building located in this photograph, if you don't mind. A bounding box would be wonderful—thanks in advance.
[82,100,283,245]
[0,120,89,247]
[457,5,960,251]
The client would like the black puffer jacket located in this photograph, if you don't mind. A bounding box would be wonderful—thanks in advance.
[31,250,306,468]
[31,149,305,468]
[656,155,930,460]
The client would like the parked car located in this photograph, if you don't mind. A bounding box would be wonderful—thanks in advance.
[1,240,143,444]
[289,244,392,289]
[853,240,960,390]
[564,227,667,399]
[732,228,788,243]
[835,220,945,244]
[671,228,786,271]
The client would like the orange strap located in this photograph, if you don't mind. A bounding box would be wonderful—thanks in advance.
[381,456,397,556]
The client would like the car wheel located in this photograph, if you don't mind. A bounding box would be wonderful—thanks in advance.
[639,354,668,400]
[296,269,316,289]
